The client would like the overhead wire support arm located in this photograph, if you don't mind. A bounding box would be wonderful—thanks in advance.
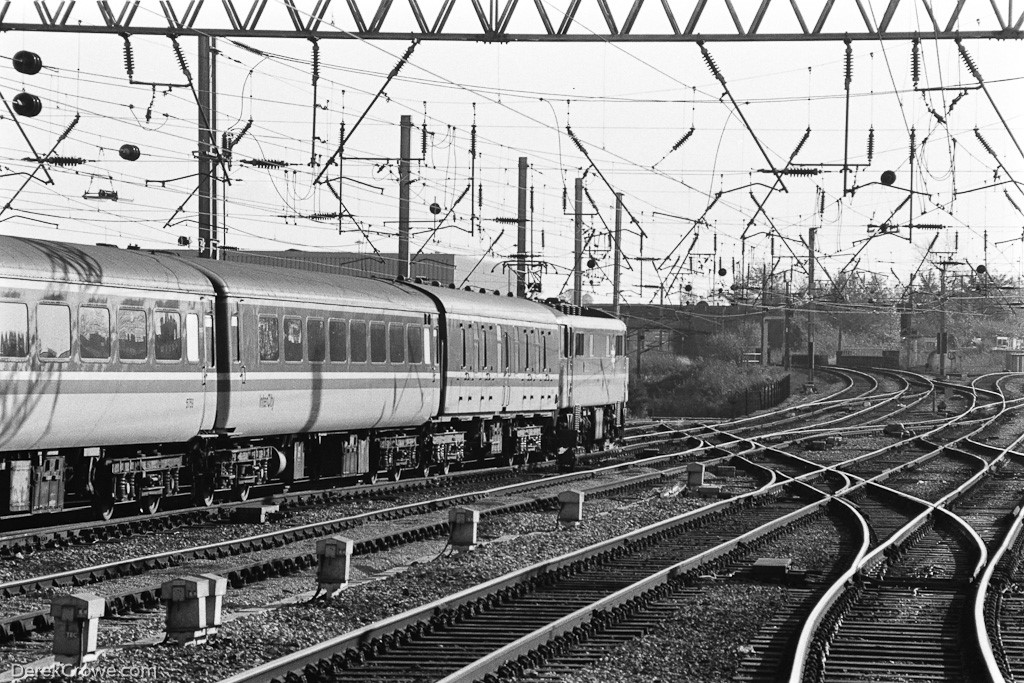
[698,41,787,192]
[565,124,646,239]
[957,39,1024,170]
[313,40,419,186]
[0,112,79,218]
[170,36,232,187]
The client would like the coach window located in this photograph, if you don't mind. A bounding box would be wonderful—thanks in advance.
[407,325,423,364]
[482,326,490,369]
[308,319,325,363]
[185,314,200,363]
[155,311,182,361]
[460,325,467,368]
[117,309,148,361]
[350,320,368,363]
[542,331,549,371]
[284,317,303,362]
[503,331,511,372]
[370,321,387,363]
[388,323,405,364]
[38,303,71,360]
[329,319,348,362]
[230,313,241,362]
[574,332,585,357]
[562,327,570,358]
[78,306,110,360]
[258,315,280,362]
[0,302,28,358]
[204,315,215,365]
[614,334,624,357]
[523,329,531,370]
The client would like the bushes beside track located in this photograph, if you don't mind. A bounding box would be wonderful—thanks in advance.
[629,352,788,418]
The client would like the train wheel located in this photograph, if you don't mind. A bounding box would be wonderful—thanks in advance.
[194,487,215,507]
[234,485,252,502]
[93,496,116,521]
[140,496,161,515]
[192,476,216,507]
[388,468,402,482]
[363,472,379,486]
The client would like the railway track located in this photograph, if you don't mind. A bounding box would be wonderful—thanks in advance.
[7,368,1017,683]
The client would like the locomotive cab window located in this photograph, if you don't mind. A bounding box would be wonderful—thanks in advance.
[350,320,368,363]
[78,307,110,360]
[329,319,348,362]
[284,317,303,362]
[117,308,148,361]
[407,325,423,364]
[185,314,200,363]
[0,302,28,358]
[155,311,182,361]
[38,303,71,360]
[389,323,405,364]
[308,319,325,363]
[258,315,280,362]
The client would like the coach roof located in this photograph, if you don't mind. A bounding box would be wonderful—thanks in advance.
[0,237,214,293]
[405,281,558,325]
[186,257,434,311]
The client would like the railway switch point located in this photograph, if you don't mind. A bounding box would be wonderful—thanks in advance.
[687,463,706,489]
[50,592,105,666]
[199,573,228,636]
[557,490,585,528]
[449,507,480,550]
[234,504,279,524]
[162,576,211,645]
[315,536,355,597]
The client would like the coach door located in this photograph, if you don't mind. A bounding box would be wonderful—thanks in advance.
[195,301,217,429]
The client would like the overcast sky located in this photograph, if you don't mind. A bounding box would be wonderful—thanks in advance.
[1,1,1023,304]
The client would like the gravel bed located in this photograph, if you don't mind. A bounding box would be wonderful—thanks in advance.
[3,477,756,682]
[554,584,787,683]
[0,473,546,585]
[535,513,849,683]
[884,456,977,501]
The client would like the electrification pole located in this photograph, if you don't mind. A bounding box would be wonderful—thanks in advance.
[808,224,816,388]
[197,35,218,258]
[613,192,623,317]
[516,156,528,297]
[574,177,583,307]
[398,114,412,279]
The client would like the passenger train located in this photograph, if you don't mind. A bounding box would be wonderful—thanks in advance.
[0,237,628,519]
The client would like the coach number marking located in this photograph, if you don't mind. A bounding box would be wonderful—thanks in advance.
[259,394,275,409]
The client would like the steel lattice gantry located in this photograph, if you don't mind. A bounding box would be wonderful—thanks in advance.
[1,0,1023,40]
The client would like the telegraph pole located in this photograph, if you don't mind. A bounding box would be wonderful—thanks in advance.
[613,192,623,317]
[573,177,583,306]
[516,156,528,297]
[397,115,412,279]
